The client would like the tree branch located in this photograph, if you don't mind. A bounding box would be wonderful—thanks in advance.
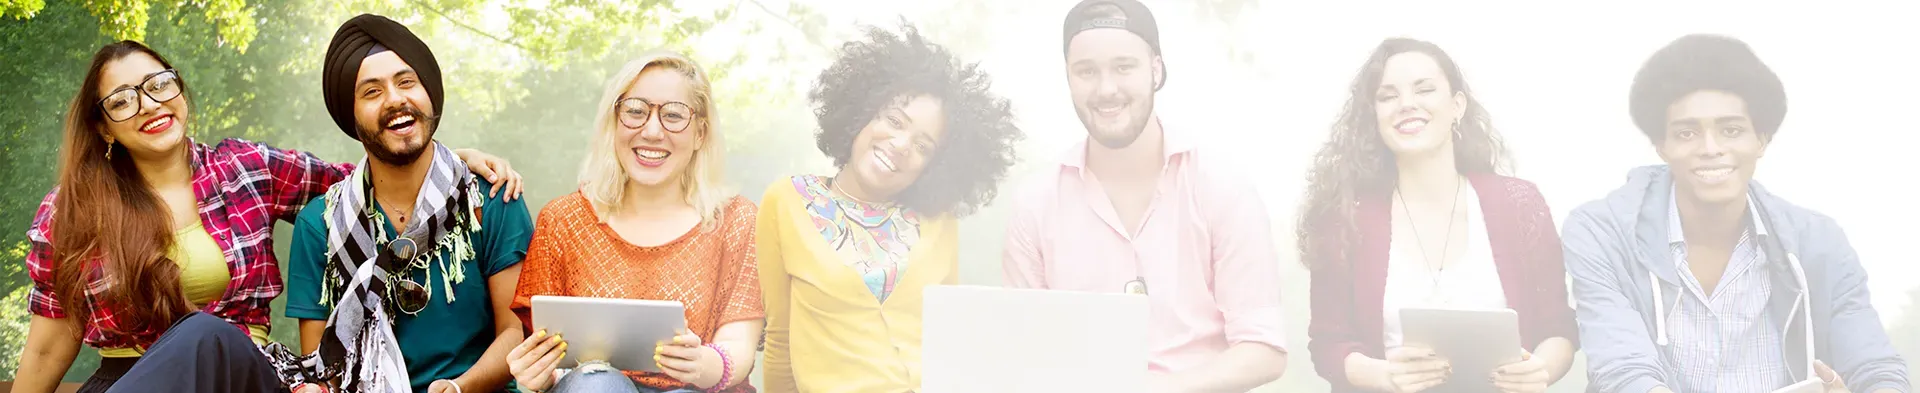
[742,0,828,51]
[406,0,531,53]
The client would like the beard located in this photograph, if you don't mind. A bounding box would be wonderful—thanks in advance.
[356,104,436,166]
[1077,94,1156,150]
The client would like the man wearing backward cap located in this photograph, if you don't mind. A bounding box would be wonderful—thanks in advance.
[1001,0,1291,391]
[273,13,534,393]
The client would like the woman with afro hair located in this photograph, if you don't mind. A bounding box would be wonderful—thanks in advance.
[756,22,1022,393]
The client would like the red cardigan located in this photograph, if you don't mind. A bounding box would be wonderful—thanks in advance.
[1306,173,1579,391]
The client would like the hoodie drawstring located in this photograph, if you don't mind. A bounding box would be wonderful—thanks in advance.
[1652,271,1669,346]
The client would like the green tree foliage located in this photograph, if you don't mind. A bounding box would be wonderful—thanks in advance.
[0,0,46,19]
[0,0,260,51]
[0,0,839,381]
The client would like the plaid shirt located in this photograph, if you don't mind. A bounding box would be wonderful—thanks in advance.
[1660,189,1788,392]
[24,138,353,349]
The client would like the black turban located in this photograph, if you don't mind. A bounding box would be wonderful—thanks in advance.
[1628,34,1785,145]
[322,14,443,140]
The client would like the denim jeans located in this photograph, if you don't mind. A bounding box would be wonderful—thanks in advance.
[547,361,698,393]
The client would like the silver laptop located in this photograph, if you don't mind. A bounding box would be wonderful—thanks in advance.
[920,285,1150,393]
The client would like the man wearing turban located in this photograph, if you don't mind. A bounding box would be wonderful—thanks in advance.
[268,13,535,393]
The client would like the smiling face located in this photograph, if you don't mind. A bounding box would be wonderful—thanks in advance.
[842,94,947,202]
[352,51,437,166]
[1372,52,1467,157]
[1065,28,1160,150]
[614,66,703,190]
[1659,89,1768,207]
[96,52,190,159]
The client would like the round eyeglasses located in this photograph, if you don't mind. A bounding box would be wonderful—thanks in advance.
[98,69,183,123]
[614,97,695,132]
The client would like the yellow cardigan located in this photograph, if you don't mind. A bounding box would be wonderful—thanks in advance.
[757,178,959,393]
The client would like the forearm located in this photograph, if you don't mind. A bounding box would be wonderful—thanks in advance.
[700,320,763,389]
[760,331,795,393]
[1532,337,1576,383]
[461,267,525,392]
[12,351,78,393]
[454,326,522,392]
[696,338,757,389]
[1166,342,1287,393]
[15,316,83,393]
[1342,352,1395,392]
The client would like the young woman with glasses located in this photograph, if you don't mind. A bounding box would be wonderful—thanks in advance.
[13,40,524,393]
[504,50,763,393]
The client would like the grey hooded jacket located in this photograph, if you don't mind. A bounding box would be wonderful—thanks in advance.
[1562,165,1908,393]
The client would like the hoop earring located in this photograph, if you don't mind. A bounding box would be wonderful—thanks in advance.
[1452,120,1463,140]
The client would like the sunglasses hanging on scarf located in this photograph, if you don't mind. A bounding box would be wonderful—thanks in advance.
[362,174,474,317]
[381,237,430,315]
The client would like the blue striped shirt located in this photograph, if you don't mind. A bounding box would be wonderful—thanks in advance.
[1660,189,1787,392]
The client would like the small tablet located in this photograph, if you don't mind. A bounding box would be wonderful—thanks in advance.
[531,295,686,372]
[1399,307,1524,393]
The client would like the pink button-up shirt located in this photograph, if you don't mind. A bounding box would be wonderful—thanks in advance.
[1001,125,1288,373]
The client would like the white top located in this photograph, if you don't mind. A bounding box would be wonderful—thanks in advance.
[1382,186,1508,348]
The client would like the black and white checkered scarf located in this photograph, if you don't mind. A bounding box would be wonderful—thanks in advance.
[264,142,481,393]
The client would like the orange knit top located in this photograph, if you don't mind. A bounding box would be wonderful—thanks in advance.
[511,192,764,392]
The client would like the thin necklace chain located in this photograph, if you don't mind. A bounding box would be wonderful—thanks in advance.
[1397,176,1464,293]
[828,177,889,206]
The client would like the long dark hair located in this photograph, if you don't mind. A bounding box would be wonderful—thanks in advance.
[1296,37,1510,270]
[51,40,196,339]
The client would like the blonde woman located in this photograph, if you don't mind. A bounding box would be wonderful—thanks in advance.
[504,50,763,393]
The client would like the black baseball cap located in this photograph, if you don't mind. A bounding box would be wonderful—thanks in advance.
[1062,0,1165,90]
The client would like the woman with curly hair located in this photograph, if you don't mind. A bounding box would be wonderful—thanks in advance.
[1297,37,1578,393]
[756,22,1022,393]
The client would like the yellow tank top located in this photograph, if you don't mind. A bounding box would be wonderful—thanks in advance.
[99,223,267,357]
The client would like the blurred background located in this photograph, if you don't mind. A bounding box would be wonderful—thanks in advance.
[2,0,1915,391]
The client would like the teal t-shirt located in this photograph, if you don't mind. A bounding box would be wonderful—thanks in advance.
[286,178,531,392]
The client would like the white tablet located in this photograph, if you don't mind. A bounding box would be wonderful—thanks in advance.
[530,295,686,372]
[921,285,1150,393]
[1398,307,1524,393]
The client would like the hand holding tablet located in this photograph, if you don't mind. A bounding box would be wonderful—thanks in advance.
[530,295,689,372]
[1489,350,1551,393]
[1398,307,1526,393]
[654,329,722,389]
[1383,345,1452,393]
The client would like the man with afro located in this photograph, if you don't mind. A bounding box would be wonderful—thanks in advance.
[1563,34,1909,393]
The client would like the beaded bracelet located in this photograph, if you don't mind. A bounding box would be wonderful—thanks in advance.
[704,343,733,392]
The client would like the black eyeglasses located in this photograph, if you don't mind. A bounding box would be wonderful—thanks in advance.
[614,97,696,132]
[98,69,183,123]
[386,237,429,315]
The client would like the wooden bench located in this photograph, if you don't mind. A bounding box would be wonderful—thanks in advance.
[0,381,84,392]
